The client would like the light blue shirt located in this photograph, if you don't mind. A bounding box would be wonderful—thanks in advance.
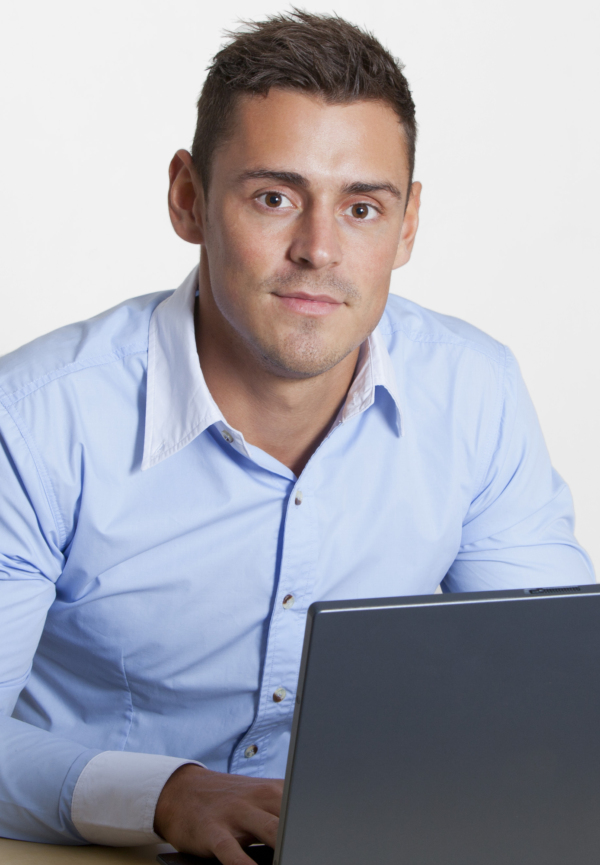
[0,268,594,845]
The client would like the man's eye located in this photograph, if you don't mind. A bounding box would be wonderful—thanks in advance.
[346,202,377,220]
[257,192,294,209]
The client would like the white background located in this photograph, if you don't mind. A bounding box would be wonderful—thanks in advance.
[0,0,598,571]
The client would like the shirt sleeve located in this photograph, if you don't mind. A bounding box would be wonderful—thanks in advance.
[443,347,595,592]
[0,400,204,847]
[0,399,99,843]
[71,752,204,845]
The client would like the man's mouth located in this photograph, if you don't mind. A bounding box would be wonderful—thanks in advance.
[274,291,344,317]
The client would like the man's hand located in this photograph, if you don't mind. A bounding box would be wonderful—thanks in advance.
[154,763,284,864]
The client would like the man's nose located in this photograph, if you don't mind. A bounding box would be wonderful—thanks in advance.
[288,204,342,269]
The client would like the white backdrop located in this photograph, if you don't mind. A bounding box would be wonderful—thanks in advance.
[1,0,598,571]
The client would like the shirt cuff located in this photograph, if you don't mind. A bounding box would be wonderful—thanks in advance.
[71,750,204,846]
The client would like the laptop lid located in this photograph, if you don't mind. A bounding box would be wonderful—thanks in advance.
[275,584,600,865]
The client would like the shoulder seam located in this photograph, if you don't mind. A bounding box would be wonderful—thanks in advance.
[0,342,147,406]
[382,321,504,363]
[470,344,510,503]
[0,394,67,547]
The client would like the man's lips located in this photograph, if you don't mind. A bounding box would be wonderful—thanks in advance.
[274,291,344,317]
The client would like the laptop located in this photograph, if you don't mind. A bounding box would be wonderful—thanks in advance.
[159,583,600,864]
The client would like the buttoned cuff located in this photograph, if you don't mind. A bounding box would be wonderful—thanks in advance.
[71,750,204,846]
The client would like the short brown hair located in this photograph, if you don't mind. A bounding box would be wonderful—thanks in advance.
[192,10,417,196]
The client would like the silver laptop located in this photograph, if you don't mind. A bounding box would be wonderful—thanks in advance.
[159,583,600,865]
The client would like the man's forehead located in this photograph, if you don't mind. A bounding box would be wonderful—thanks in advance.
[216,89,410,190]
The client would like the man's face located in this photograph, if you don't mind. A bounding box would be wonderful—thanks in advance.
[194,89,420,378]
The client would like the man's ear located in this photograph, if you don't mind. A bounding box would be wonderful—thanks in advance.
[392,181,422,270]
[168,149,206,245]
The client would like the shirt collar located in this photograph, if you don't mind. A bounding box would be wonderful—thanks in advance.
[142,266,402,471]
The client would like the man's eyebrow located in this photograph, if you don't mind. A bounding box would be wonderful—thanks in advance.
[237,169,309,188]
[236,170,402,201]
[343,181,403,200]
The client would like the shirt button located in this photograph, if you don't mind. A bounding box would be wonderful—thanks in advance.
[282,594,295,609]
[221,430,234,443]
[294,490,303,505]
[273,687,287,703]
[244,744,258,758]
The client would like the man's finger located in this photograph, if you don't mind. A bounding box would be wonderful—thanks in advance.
[211,833,261,865]
[242,808,279,850]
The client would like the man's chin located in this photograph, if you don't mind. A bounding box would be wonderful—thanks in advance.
[254,339,359,380]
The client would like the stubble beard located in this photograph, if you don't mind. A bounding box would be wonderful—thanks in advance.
[251,272,364,379]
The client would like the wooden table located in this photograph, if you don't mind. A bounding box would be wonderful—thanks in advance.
[0,838,177,863]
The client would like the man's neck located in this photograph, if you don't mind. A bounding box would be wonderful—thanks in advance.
[195,297,359,478]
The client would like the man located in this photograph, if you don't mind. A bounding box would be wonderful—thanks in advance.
[0,10,593,865]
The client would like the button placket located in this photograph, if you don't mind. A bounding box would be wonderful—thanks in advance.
[230,476,318,776]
